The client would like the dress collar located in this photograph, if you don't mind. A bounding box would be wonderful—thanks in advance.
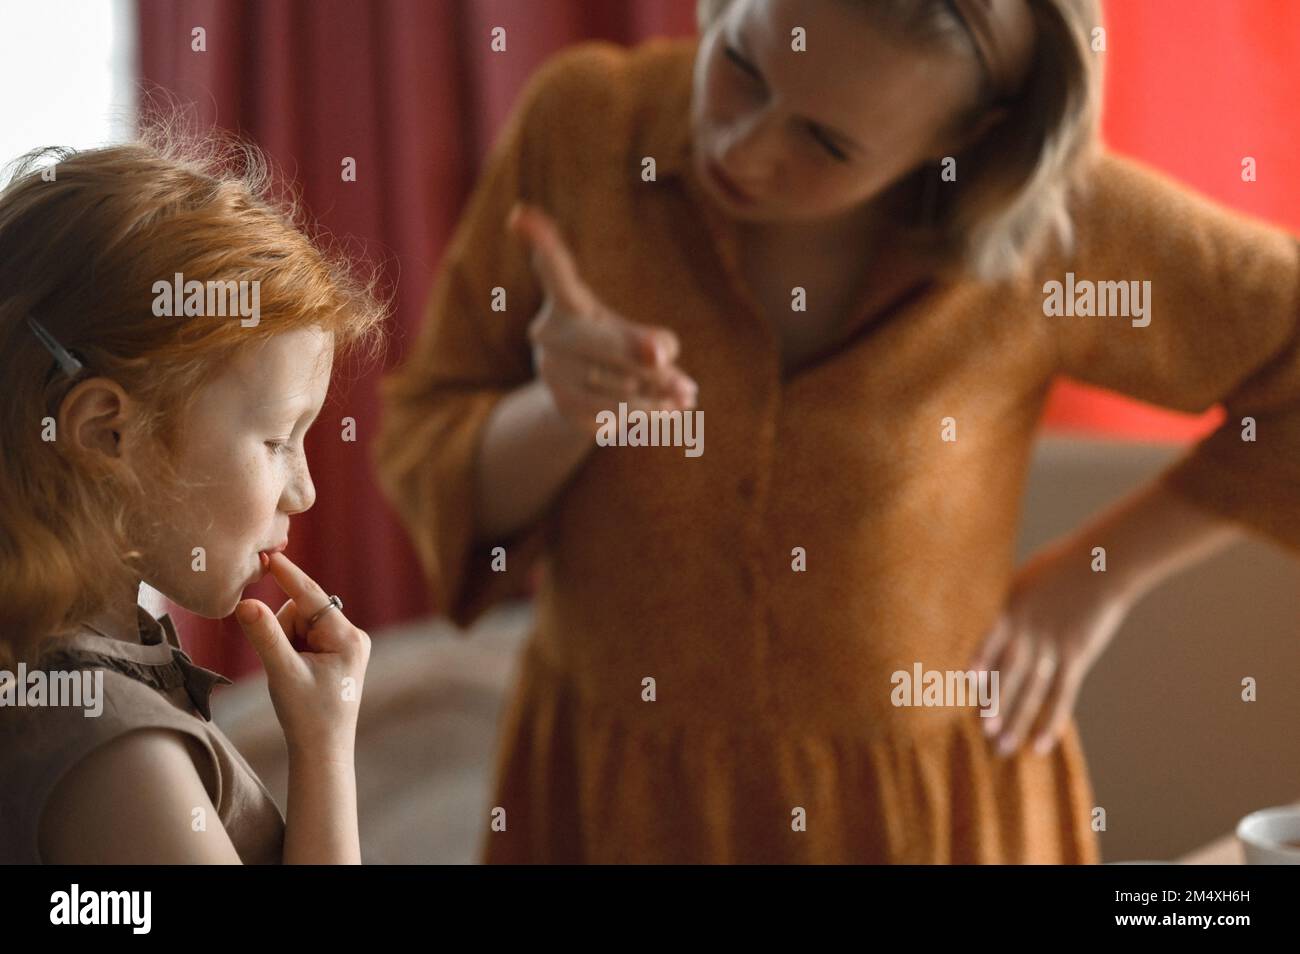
[35,606,233,721]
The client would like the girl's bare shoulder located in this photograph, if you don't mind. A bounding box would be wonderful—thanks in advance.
[38,726,241,864]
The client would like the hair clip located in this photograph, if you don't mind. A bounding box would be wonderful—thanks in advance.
[25,315,85,378]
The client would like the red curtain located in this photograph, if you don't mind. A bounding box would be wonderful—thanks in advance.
[136,0,1300,676]
[138,0,699,677]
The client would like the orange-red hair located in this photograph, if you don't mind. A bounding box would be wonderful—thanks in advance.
[0,124,387,664]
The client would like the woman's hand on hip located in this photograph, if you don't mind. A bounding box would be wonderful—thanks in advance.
[507,201,698,437]
[968,537,1134,758]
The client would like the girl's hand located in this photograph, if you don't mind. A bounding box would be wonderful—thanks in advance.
[969,537,1135,757]
[507,201,698,436]
[234,551,371,760]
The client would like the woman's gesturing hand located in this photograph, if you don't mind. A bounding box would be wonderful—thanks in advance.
[507,201,698,436]
[968,537,1135,757]
[234,550,371,761]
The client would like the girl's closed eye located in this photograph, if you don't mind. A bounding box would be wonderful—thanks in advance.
[265,411,321,457]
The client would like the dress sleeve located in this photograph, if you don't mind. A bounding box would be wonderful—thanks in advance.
[0,673,224,863]
[374,55,569,631]
[1053,152,1300,557]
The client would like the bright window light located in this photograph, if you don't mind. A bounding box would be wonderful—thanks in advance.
[0,0,136,170]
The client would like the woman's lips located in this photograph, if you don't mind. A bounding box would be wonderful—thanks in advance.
[706,160,761,206]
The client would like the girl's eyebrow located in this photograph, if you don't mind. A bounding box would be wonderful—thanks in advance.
[729,26,866,157]
[251,390,320,424]
[252,395,308,413]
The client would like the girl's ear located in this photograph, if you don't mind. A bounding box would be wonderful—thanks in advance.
[57,377,136,466]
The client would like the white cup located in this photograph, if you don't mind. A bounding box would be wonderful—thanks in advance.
[1236,806,1300,864]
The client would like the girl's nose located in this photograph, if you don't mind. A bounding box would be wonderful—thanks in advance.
[282,462,316,515]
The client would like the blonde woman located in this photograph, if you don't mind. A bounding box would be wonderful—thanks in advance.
[377,0,1300,863]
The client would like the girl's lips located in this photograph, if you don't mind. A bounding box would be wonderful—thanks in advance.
[253,543,287,581]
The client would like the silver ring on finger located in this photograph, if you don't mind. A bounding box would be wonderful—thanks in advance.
[307,594,343,627]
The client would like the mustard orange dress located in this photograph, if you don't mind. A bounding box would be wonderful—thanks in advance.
[375,36,1300,863]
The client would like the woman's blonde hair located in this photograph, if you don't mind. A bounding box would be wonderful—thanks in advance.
[696,0,1105,283]
[0,121,387,665]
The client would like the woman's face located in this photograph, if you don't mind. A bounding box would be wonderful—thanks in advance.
[690,0,984,226]
[137,326,334,618]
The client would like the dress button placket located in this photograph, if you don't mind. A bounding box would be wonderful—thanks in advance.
[693,185,784,716]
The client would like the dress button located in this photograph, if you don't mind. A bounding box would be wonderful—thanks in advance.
[740,565,756,597]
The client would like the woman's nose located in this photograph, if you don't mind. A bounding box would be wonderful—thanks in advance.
[718,110,779,178]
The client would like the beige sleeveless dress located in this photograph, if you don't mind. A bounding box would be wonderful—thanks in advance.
[0,606,284,863]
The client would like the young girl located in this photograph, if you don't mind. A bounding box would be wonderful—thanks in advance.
[0,130,385,863]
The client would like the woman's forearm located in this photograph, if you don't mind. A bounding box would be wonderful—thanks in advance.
[1069,476,1246,607]
[473,377,596,543]
[282,749,360,864]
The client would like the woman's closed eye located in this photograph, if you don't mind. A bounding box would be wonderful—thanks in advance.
[724,44,764,85]
[264,438,295,456]
[808,125,850,163]
[723,45,851,164]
